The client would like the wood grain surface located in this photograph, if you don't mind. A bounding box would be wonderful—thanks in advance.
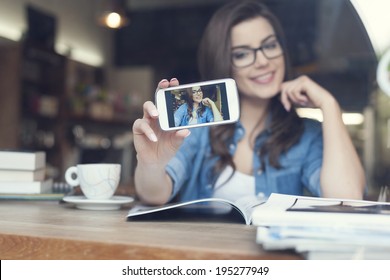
[0,200,301,260]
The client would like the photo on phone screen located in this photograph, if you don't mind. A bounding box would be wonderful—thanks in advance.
[156,79,239,131]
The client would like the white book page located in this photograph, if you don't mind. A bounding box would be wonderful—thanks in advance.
[252,193,390,229]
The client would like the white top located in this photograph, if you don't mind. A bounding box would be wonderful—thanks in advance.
[212,165,264,214]
[188,109,198,125]
[213,165,255,201]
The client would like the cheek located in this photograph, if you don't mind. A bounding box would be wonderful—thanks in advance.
[232,68,248,83]
[232,69,253,94]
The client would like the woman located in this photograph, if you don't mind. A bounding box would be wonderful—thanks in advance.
[133,0,365,206]
[174,85,222,126]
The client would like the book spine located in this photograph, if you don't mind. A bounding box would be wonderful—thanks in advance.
[0,179,52,194]
[0,152,46,170]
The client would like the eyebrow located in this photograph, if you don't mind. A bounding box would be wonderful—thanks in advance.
[231,34,277,50]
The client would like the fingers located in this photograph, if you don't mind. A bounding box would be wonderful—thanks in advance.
[281,75,337,111]
[142,101,159,119]
[280,77,311,111]
[146,77,180,118]
[170,129,191,149]
[134,77,183,143]
[135,103,190,144]
[169,77,179,87]
[157,79,169,90]
[202,98,213,106]
[135,101,160,143]
[133,115,190,147]
[133,118,158,142]
[156,78,179,91]
[279,89,292,112]
[282,81,309,103]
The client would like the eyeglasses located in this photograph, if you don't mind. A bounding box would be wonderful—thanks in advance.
[192,88,203,95]
[231,35,283,68]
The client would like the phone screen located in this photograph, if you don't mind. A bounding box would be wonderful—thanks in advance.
[163,82,231,129]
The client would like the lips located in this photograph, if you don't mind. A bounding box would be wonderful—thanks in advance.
[251,72,275,84]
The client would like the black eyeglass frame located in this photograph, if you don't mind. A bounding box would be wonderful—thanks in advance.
[191,88,203,95]
[231,35,284,68]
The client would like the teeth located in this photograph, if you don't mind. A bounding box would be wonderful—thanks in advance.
[253,72,273,83]
[257,73,272,81]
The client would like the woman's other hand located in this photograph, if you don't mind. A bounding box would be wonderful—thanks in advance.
[281,75,365,199]
[202,97,214,107]
[280,75,336,112]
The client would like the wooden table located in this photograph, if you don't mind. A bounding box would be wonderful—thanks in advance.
[0,199,301,260]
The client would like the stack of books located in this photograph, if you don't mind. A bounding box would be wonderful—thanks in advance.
[252,193,390,260]
[0,150,59,200]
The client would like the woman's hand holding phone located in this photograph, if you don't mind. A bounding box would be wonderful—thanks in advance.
[133,78,237,205]
[132,78,190,166]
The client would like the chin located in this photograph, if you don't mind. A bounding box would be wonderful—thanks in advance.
[249,85,280,99]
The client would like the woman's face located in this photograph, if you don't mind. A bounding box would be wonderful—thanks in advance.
[191,86,203,103]
[231,17,285,101]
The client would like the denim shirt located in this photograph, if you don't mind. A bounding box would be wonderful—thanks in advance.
[174,103,214,126]
[166,118,323,202]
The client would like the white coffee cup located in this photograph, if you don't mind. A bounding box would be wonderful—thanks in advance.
[65,163,121,200]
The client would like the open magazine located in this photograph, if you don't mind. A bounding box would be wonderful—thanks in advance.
[253,193,390,259]
[251,193,390,229]
[127,196,266,225]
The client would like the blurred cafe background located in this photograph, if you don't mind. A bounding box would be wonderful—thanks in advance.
[0,0,389,198]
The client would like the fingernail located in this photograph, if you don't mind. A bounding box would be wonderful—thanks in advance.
[170,78,177,81]
[149,133,158,142]
[160,79,168,83]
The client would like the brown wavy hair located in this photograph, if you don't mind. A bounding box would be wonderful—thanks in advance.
[184,87,207,118]
[197,0,304,177]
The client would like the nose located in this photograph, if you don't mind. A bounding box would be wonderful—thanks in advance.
[254,50,269,67]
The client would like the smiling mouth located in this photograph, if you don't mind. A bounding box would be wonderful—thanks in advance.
[252,72,274,84]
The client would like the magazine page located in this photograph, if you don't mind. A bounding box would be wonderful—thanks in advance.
[232,196,267,223]
[127,198,251,224]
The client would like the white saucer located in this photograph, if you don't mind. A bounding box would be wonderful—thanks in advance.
[63,195,134,210]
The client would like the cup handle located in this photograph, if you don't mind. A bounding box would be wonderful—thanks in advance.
[65,166,79,187]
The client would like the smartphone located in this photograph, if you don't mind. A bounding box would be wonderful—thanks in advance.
[155,78,240,131]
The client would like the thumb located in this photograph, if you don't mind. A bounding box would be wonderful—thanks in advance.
[170,129,191,149]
